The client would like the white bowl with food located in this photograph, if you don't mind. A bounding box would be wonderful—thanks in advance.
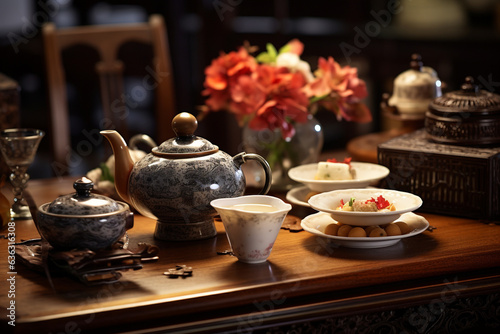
[301,212,429,248]
[288,161,389,193]
[308,189,422,226]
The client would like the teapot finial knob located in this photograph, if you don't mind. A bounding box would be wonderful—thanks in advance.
[73,177,93,198]
[410,53,423,71]
[461,76,478,93]
[172,112,198,137]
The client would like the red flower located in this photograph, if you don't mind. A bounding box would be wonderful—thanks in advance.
[229,75,266,123]
[201,41,372,137]
[249,65,309,139]
[304,57,371,123]
[286,38,304,55]
[202,47,258,113]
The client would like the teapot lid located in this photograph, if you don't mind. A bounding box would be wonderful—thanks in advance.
[152,112,219,158]
[429,76,500,115]
[393,54,440,86]
[46,177,122,215]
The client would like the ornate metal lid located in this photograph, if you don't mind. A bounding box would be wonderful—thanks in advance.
[425,77,500,145]
[152,112,219,158]
[429,76,500,116]
[46,177,122,215]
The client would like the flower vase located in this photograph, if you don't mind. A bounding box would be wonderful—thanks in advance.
[242,115,324,191]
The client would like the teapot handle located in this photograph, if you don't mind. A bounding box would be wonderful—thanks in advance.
[233,152,272,195]
[129,134,157,151]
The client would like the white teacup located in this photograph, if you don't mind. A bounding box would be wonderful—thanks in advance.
[211,195,292,264]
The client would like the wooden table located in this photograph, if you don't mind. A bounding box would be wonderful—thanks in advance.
[1,177,500,333]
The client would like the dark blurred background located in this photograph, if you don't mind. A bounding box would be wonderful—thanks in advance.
[1,0,499,178]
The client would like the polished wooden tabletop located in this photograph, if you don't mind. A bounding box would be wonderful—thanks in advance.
[1,176,500,333]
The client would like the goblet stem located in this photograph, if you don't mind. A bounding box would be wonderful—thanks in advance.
[0,128,45,220]
[9,166,30,219]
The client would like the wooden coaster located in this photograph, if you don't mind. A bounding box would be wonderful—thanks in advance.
[281,215,303,232]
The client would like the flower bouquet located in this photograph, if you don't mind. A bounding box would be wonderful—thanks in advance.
[200,39,371,187]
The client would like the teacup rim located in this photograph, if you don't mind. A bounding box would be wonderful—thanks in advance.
[211,195,292,214]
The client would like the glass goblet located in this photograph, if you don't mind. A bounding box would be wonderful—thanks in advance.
[0,128,45,219]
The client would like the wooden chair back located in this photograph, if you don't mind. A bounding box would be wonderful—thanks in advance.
[43,15,176,175]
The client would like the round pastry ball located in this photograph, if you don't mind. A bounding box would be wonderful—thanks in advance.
[369,227,387,237]
[324,223,340,236]
[337,225,353,237]
[395,221,411,234]
[364,225,379,235]
[348,227,367,238]
[385,223,402,236]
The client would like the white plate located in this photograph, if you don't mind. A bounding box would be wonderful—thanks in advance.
[288,162,389,192]
[286,186,313,207]
[301,212,429,248]
[286,185,379,208]
[308,189,423,226]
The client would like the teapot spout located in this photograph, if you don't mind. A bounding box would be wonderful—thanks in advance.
[100,130,134,204]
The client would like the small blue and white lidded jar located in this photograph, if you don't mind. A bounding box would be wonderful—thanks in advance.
[37,177,133,251]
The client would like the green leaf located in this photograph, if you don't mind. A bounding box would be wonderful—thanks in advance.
[266,43,278,59]
[100,163,114,182]
[278,44,291,54]
[348,197,355,206]
[309,94,330,104]
[256,52,273,63]
[256,43,279,64]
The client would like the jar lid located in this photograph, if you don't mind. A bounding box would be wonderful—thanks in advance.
[388,54,442,114]
[425,77,500,145]
[394,54,439,86]
[429,76,500,116]
[152,112,219,158]
[46,177,122,215]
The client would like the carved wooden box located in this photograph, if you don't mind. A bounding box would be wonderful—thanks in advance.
[378,130,500,220]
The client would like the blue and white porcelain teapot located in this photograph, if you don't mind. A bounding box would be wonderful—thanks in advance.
[101,112,271,241]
